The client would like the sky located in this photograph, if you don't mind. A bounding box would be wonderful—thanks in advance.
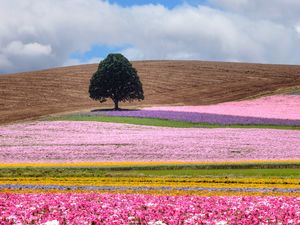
[0,0,300,73]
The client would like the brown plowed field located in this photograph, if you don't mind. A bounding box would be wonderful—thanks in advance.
[1,60,300,124]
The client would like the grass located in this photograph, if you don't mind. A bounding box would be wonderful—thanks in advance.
[0,167,299,178]
[48,115,198,128]
[47,115,300,130]
[123,168,300,178]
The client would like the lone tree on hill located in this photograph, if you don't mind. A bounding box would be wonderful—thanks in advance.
[89,53,144,110]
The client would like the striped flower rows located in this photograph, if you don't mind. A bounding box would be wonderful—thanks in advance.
[1,94,299,224]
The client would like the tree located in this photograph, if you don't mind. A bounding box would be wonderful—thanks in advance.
[89,53,144,110]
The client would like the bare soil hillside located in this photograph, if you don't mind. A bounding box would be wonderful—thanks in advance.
[1,60,300,124]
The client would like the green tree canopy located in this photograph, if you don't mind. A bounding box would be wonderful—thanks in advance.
[89,53,144,110]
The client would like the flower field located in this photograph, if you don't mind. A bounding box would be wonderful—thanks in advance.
[87,110,300,126]
[145,95,300,120]
[0,121,300,163]
[1,94,300,224]
[88,95,300,125]
[1,193,299,225]
[0,176,299,191]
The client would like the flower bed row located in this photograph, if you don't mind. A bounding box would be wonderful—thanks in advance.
[0,159,298,167]
[87,94,300,125]
[1,193,299,224]
[1,177,299,189]
[1,184,300,195]
[1,121,299,163]
[145,95,300,120]
[2,188,300,197]
[87,110,300,126]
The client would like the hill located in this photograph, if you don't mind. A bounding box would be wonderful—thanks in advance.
[1,60,300,125]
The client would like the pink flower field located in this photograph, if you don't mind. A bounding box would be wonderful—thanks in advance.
[1,193,299,225]
[145,95,300,120]
[1,95,299,224]
[0,121,299,163]
[90,94,300,125]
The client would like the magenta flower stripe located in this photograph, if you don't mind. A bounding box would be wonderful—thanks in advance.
[0,193,299,225]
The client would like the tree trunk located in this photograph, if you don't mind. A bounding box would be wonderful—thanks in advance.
[113,100,119,110]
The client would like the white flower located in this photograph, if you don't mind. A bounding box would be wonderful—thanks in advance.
[146,203,156,207]
[215,221,228,225]
[6,215,16,221]
[148,221,167,225]
[44,220,59,225]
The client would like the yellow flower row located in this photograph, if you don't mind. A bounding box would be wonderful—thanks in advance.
[0,189,299,197]
[0,177,299,189]
[0,159,299,167]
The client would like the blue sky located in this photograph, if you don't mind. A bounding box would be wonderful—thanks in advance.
[1,0,300,73]
[70,45,128,63]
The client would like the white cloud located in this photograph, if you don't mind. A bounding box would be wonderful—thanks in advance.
[209,0,300,23]
[0,0,300,73]
[296,25,300,36]
[3,41,52,56]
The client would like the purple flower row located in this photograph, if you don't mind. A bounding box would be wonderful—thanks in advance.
[87,110,300,126]
[1,184,299,193]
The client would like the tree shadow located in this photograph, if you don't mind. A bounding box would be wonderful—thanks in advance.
[91,108,141,112]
